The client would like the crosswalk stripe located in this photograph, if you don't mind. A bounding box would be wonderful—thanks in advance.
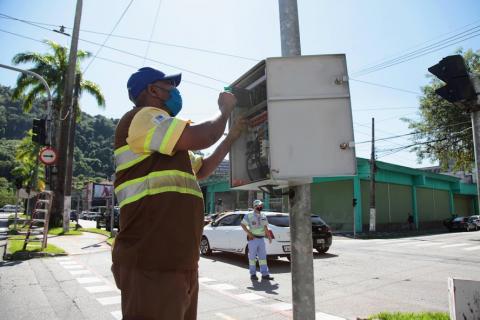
[63,265,84,269]
[59,261,78,265]
[70,270,91,275]
[199,277,216,283]
[111,311,122,320]
[85,285,116,293]
[415,242,442,247]
[440,243,470,248]
[236,293,265,301]
[215,313,237,320]
[316,311,346,320]
[463,245,480,251]
[268,302,292,311]
[97,296,121,306]
[76,277,103,284]
[207,283,237,291]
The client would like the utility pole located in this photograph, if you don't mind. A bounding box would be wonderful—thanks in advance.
[64,73,81,230]
[54,0,82,232]
[278,1,315,319]
[369,117,376,232]
[469,75,480,210]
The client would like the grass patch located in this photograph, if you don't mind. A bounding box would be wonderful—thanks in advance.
[106,237,115,246]
[80,227,111,237]
[8,237,65,255]
[368,312,450,320]
[48,227,82,236]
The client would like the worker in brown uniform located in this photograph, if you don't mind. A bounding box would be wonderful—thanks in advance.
[112,67,244,320]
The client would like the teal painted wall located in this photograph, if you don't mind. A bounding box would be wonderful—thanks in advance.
[311,180,354,231]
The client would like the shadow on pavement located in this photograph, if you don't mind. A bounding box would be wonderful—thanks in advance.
[0,260,24,267]
[246,279,280,295]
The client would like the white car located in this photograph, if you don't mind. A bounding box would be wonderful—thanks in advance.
[0,205,22,213]
[201,211,293,260]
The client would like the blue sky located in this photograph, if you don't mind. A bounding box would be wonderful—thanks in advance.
[0,0,479,168]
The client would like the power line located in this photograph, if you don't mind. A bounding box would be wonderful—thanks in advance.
[83,0,134,74]
[353,27,480,76]
[353,106,418,112]
[142,0,163,66]
[0,13,259,62]
[350,78,421,95]
[352,18,480,75]
[0,29,220,92]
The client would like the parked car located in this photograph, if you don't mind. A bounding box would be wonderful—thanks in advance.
[446,216,477,232]
[0,204,22,213]
[200,211,332,260]
[96,206,120,231]
[468,215,480,231]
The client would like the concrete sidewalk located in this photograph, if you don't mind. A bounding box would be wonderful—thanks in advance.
[47,232,110,255]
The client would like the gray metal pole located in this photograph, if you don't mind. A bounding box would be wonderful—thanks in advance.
[369,117,376,232]
[470,74,480,211]
[59,0,83,233]
[279,1,315,319]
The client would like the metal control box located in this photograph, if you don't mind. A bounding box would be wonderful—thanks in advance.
[229,54,356,191]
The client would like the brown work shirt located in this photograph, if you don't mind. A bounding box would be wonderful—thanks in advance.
[112,106,204,271]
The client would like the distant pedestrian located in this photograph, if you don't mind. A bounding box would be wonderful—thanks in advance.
[241,200,274,281]
[407,213,414,230]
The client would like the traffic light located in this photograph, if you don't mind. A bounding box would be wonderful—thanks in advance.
[428,55,476,103]
[352,198,357,207]
[32,119,46,145]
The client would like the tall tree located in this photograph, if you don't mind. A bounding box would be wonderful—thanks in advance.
[404,49,480,171]
[11,40,105,226]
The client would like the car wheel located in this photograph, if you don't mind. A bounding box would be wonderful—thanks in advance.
[200,236,212,256]
[316,247,330,254]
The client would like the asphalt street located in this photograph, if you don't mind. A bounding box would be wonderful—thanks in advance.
[0,222,479,320]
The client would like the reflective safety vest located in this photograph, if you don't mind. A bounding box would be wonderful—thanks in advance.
[113,107,203,209]
[242,211,267,237]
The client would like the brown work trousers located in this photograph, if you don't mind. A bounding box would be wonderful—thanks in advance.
[112,264,198,320]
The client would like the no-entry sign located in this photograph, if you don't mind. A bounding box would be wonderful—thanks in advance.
[39,147,58,165]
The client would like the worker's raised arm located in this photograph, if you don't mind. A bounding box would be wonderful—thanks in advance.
[174,92,237,152]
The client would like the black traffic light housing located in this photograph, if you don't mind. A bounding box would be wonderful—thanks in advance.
[32,118,47,145]
[428,55,476,103]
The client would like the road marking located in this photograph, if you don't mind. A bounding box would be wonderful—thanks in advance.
[76,277,103,284]
[440,243,470,248]
[415,242,442,247]
[207,283,237,291]
[268,302,292,311]
[236,293,265,301]
[111,311,122,320]
[199,277,216,283]
[63,265,84,269]
[215,312,237,320]
[463,245,480,251]
[85,285,116,293]
[97,296,121,306]
[70,270,91,275]
[55,257,72,261]
[316,311,346,320]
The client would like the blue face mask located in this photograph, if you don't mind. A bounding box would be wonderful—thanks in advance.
[165,87,182,116]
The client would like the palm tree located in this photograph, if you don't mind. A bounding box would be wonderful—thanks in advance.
[11,40,106,227]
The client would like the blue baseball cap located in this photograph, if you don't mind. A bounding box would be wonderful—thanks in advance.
[127,67,181,102]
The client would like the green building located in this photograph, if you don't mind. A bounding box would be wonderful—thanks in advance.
[200,158,478,232]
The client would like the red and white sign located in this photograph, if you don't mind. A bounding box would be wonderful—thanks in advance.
[39,147,58,165]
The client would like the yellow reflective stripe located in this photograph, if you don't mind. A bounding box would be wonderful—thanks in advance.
[143,126,156,153]
[116,154,149,172]
[259,259,267,265]
[148,119,174,153]
[249,259,256,266]
[119,186,203,208]
[159,118,181,155]
[114,145,149,173]
[114,144,130,156]
[115,170,196,193]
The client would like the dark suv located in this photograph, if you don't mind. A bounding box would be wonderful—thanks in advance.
[96,207,120,231]
[266,214,333,254]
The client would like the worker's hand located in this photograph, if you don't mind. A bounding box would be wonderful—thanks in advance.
[247,233,254,241]
[218,92,237,117]
[228,117,247,140]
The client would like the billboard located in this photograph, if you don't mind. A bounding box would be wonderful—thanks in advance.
[92,183,113,200]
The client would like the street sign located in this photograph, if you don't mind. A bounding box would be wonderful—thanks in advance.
[39,147,58,165]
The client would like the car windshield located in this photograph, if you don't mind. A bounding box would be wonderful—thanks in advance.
[267,215,290,227]
[311,215,326,226]
[453,217,466,222]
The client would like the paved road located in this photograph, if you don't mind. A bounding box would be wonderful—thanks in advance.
[1,229,479,319]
